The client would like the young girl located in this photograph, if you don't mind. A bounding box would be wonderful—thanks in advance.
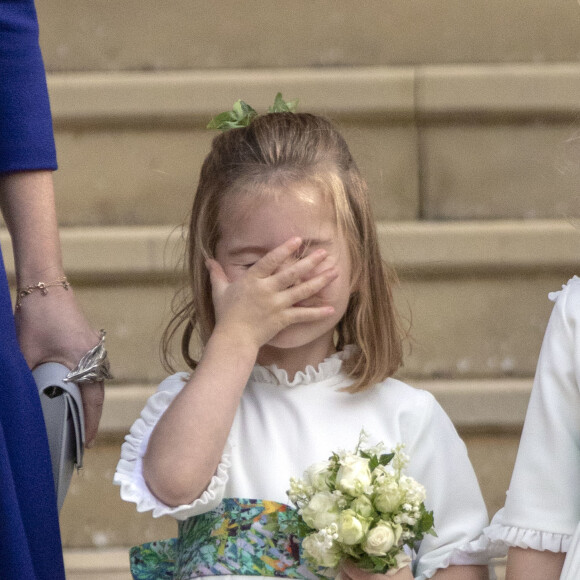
[115,106,491,579]
[484,276,580,579]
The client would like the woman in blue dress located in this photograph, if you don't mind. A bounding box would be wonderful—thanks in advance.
[0,1,105,577]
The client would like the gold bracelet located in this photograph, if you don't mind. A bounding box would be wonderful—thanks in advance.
[15,276,70,310]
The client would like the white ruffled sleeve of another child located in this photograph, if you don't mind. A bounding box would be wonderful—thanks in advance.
[484,276,580,554]
[113,372,231,520]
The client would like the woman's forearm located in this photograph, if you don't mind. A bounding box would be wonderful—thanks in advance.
[0,169,105,444]
[0,170,64,284]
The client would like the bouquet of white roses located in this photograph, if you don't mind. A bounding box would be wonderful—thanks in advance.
[286,431,435,576]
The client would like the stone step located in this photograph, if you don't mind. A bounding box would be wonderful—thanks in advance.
[2,220,577,382]
[41,64,580,227]
[37,0,580,70]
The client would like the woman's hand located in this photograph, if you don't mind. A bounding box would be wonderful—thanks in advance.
[1,170,106,447]
[15,286,105,447]
[207,237,338,349]
[340,559,414,580]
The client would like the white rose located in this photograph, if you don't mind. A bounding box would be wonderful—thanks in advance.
[374,476,403,514]
[302,532,342,568]
[337,509,370,545]
[362,521,403,556]
[350,495,375,518]
[301,491,341,530]
[336,454,372,497]
[306,461,333,492]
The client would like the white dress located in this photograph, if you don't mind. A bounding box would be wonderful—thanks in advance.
[115,346,491,580]
[484,276,580,578]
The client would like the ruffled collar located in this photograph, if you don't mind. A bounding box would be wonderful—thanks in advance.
[250,345,357,387]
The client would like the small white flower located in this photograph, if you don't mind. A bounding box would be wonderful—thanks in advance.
[302,530,342,568]
[398,513,416,526]
[399,475,426,505]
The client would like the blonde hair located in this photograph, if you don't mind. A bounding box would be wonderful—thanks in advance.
[163,112,404,391]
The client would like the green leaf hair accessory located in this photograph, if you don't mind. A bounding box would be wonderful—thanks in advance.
[207,93,298,131]
[206,100,258,131]
[268,92,299,113]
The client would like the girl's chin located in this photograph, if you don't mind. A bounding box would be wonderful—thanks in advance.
[265,324,335,351]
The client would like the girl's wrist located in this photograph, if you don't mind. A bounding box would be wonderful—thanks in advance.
[211,323,261,361]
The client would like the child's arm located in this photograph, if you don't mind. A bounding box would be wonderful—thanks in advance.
[142,237,338,507]
[505,547,565,580]
[430,565,488,579]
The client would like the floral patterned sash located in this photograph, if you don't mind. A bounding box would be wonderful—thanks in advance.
[130,498,330,580]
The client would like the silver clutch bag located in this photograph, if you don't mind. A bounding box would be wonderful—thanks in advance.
[33,362,85,511]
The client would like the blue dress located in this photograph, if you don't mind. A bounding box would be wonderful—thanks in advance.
[0,1,65,578]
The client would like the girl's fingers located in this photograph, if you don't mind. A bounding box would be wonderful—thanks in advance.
[284,266,339,305]
[273,247,329,290]
[252,237,302,278]
[286,305,336,325]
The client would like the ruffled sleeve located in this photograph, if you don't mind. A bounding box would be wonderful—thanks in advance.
[395,387,496,579]
[485,509,571,553]
[484,276,580,553]
[113,373,232,521]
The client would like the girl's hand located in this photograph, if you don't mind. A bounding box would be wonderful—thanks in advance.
[340,559,414,580]
[207,237,338,349]
[15,286,105,447]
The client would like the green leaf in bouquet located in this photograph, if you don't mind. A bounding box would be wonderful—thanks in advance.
[418,507,435,534]
[350,551,400,574]
[379,452,395,466]
[268,92,299,113]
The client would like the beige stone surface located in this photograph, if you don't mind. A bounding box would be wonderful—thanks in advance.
[421,123,580,220]
[396,274,561,379]
[38,66,580,224]
[47,69,416,122]
[463,433,520,519]
[70,282,176,384]
[416,64,580,116]
[51,122,417,226]
[60,443,176,549]
[37,1,580,71]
